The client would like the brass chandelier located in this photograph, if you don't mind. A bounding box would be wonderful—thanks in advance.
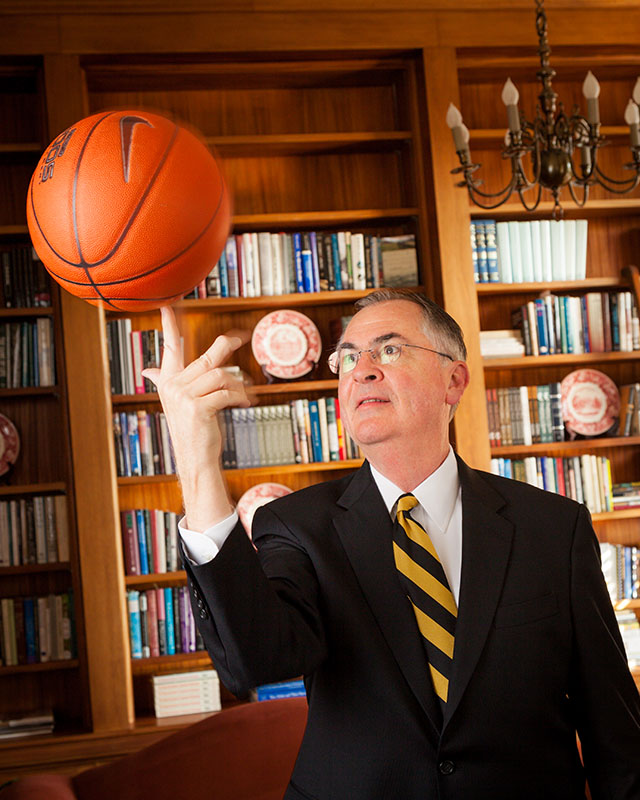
[446,0,640,218]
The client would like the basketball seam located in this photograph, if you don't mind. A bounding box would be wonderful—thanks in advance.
[43,160,228,288]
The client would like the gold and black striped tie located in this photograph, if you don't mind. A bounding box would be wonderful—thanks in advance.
[393,493,457,705]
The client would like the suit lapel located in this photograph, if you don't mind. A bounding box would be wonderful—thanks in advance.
[443,458,514,728]
[333,463,443,734]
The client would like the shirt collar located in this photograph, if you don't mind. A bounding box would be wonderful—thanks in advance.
[370,446,460,535]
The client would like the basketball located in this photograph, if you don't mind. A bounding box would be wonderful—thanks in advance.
[26,110,232,311]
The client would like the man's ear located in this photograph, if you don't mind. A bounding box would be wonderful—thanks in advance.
[446,361,470,407]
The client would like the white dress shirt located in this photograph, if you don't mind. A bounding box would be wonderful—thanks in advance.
[369,446,462,603]
[178,446,463,604]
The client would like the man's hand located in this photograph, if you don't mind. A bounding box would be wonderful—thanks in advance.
[142,305,251,531]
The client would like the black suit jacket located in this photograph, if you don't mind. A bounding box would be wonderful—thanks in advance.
[183,458,640,800]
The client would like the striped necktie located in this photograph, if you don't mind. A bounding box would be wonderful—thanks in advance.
[393,493,457,705]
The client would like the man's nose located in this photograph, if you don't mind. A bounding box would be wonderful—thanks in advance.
[351,350,382,382]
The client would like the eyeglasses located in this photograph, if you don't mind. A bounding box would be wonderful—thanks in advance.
[327,342,454,375]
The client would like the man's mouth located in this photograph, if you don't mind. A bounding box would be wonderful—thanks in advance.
[357,398,388,408]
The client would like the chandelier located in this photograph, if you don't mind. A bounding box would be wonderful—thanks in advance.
[446,0,640,218]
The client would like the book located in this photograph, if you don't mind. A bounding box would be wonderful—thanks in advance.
[380,235,418,287]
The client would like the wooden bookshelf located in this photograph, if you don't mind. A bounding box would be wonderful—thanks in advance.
[0,0,639,781]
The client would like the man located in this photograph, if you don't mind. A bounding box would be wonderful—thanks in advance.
[143,289,640,800]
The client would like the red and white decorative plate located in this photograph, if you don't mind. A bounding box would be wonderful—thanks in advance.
[237,482,293,536]
[561,369,620,437]
[251,310,322,380]
[0,413,20,476]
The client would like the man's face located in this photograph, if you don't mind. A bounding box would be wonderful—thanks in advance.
[337,300,468,460]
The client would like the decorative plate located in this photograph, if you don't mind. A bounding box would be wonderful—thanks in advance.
[237,482,293,536]
[560,368,620,437]
[251,309,322,380]
[0,413,20,476]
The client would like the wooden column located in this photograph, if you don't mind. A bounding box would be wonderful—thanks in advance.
[421,47,491,471]
[43,55,134,731]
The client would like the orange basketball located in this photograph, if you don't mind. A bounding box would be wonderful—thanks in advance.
[26,110,231,311]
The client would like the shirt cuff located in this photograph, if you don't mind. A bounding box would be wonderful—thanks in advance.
[178,511,239,565]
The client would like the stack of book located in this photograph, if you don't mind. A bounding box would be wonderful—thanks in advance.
[0,709,54,740]
[106,319,164,395]
[471,218,588,284]
[618,385,640,436]
[479,329,525,359]
[151,669,221,718]
[511,291,639,356]
[184,231,418,299]
[120,508,179,576]
[0,494,69,567]
[112,410,175,477]
[0,591,76,666]
[221,398,361,469]
[0,317,55,387]
[601,542,639,602]
[0,246,51,308]
[486,383,564,447]
[491,454,613,514]
[127,587,205,659]
[612,482,640,510]
[253,678,306,702]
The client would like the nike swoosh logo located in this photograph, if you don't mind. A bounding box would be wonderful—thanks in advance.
[120,115,153,183]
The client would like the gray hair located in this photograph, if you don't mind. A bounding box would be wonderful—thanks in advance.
[354,288,467,362]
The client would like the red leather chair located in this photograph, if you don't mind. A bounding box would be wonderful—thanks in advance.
[0,697,307,800]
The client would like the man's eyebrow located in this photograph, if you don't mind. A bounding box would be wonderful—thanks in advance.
[336,332,408,351]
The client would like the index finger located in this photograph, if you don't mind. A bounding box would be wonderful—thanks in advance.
[182,327,251,379]
[159,305,185,375]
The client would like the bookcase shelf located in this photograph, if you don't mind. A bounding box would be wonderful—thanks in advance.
[0,562,71,576]
[592,509,640,523]
[476,277,630,295]
[231,208,420,229]
[0,482,66,497]
[125,571,187,588]
[130,652,211,676]
[0,386,60,398]
[116,460,362,486]
[0,142,41,154]
[483,351,639,370]
[0,659,79,676]
[0,307,53,318]
[492,436,640,457]
[208,131,413,156]
[0,226,28,236]
[469,198,640,220]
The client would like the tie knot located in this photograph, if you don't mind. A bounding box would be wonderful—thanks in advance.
[396,493,418,515]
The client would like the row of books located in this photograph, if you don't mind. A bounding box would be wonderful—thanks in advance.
[0,591,76,667]
[221,397,361,470]
[601,542,639,602]
[1,246,51,308]
[618,386,640,437]
[612,482,640,510]
[120,508,181,577]
[0,318,56,387]
[490,454,613,514]
[113,411,175,478]
[0,709,55,740]
[151,669,221,718]
[511,291,639,357]
[615,611,640,668]
[184,231,419,299]
[127,586,205,660]
[471,218,588,284]
[252,678,306,702]
[106,319,163,396]
[486,383,564,448]
[0,494,69,567]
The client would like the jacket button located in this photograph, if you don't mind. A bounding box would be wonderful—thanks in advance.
[198,607,209,619]
[438,760,455,776]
